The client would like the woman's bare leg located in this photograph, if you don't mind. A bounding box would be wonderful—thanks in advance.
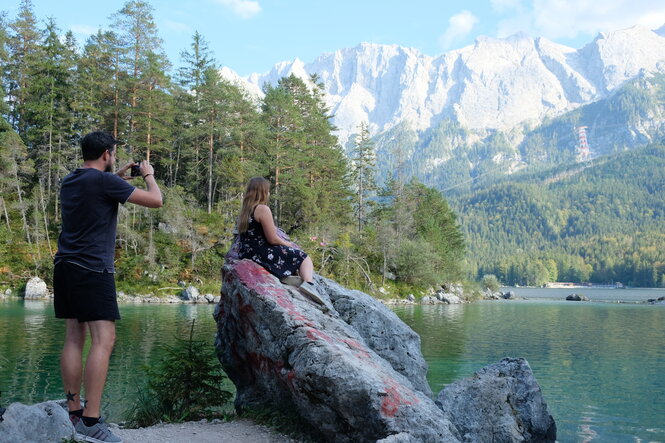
[299,256,314,282]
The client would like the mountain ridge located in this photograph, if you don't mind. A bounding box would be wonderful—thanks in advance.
[220,24,665,148]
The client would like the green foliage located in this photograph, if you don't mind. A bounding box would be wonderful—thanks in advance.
[459,143,665,287]
[0,2,466,297]
[481,274,501,292]
[124,320,233,427]
[350,121,377,231]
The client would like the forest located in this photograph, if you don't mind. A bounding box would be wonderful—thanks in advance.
[457,144,665,287]
[0,0,465,296]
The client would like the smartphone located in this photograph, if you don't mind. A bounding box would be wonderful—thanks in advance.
[130,165,141,177]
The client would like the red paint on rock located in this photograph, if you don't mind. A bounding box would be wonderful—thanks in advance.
[247,352,284,374]
[342,338,372,361]
[380,376,420,418]
[233,260,313,325]
[229,260,423,420]
[306,327,335,343]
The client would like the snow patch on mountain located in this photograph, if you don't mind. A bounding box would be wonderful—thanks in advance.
[219,24,665,146]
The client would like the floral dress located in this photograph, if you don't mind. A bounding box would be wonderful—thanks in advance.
[238,211,307,279]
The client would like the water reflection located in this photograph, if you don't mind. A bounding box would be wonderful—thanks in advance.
[1,294,664,442]
[0,300,220,421]
[392,298,665,443]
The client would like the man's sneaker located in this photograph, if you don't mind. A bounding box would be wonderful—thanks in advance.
[74,417,123,443]
[299,281,326,306]
[280,275,303,287]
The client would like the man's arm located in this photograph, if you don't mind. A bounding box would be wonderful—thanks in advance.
[127,160,163,208]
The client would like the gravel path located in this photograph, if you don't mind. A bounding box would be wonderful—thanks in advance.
[110,419,299,443]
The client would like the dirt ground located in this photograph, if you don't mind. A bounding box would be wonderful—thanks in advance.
[110,418,301,443]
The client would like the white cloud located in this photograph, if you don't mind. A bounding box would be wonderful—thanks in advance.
[494,0,665,42]
[439,10,479,50]
[215,0,261,19]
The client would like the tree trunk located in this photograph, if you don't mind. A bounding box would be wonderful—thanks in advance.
[55,135,62,223]
[13,165,31,245]
[48,85,54,204]
[113,49,120,139]
[0,197,11,232]
[38,178,54,258]
[207,127,214,214]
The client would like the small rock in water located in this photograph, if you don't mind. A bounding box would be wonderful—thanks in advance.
[566,293,589,301]
[502,291,518,300]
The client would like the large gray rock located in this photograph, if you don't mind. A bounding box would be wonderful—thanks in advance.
[483,288,502,300]
[24,277,49,299]
[438,292,463,304]
[420,295,437,304]
[180,285,200,301]
[0,401,75,443]
[436,357,557,443]
[214,259,459,442]
[318,276,432,397]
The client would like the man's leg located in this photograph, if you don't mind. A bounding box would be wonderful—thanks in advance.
[61,319,88,412]
[82,320,116,419]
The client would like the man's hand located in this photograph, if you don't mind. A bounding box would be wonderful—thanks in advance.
[116,161,138,180]
[138,160,155,178]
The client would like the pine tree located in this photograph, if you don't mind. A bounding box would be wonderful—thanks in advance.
[0,13,11,119]
[75,29,123,134]
[175,32,218,204]
[262,74,350,232]
[351,121,376,231]
[0,120,35,251]
[6,0,40,136]
[261,77,304,227]
[133,50,173,162]
[110,0,166,154]
[23,18,78,215]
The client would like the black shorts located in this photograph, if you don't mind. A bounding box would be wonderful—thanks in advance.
[53,261,120,322]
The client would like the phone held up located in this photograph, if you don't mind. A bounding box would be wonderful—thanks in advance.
[130,164,141,177]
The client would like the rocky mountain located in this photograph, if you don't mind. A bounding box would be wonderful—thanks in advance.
[220,24,665,189]
[222,24,664,141]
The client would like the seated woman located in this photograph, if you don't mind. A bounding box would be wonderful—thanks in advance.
[237,176,324,305]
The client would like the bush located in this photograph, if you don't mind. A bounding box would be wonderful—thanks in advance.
[124,320,233,427]
[481,274,501,292]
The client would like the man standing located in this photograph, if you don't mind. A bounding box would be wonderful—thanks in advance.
[54,131,162,443]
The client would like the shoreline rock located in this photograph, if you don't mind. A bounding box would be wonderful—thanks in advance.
[214,259,556,442]
[0,401,75,443]
[436,358,557,442]
[566,293,590,301]
[0,401,298,443]
[215,260,459,441]
[24,277,50,299]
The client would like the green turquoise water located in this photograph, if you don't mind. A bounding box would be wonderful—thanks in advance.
[0,300,221,422]
[393,288,665,443]
[1,288,664,442]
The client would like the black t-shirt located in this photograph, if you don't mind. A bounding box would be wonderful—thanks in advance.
[54,168,135,272]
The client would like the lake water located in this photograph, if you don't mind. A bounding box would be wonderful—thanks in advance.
[1,288,663,442]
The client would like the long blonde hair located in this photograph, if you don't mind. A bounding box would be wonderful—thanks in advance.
[238,177,270,233]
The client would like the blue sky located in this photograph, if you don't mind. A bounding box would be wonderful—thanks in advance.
[7,0,665,76]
